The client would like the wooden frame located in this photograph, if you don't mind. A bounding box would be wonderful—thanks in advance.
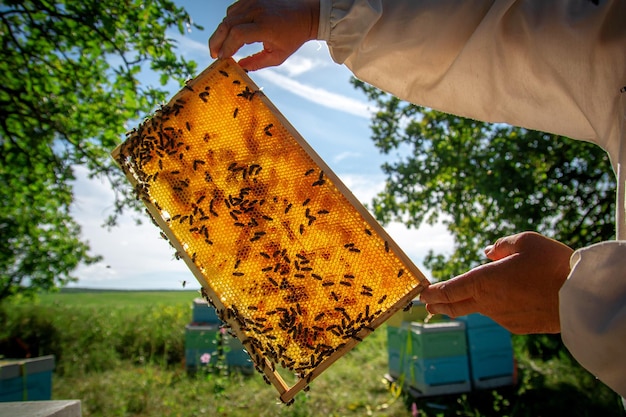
[111,58,429,404]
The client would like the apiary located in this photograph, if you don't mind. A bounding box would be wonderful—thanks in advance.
[112,58,429,403]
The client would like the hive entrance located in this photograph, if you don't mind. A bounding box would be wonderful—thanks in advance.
[112,58,429,403]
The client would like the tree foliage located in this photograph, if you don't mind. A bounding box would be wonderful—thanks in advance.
[353,80,616,281]
[0,0,200,301]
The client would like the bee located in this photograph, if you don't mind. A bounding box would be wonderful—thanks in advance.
[312,171,326,187]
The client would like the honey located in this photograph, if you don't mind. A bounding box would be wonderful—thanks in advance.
[112,58,429,403]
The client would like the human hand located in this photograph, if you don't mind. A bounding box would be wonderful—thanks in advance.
[419,232,574,334]
[209,0,320,71]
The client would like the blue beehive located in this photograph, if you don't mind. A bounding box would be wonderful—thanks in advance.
[0,355,55,402]
[387,321,472,396]
[191,298,221,324]
[459,314,514,389]
[468,349,514,385]
[409,355,471,387]
[387,321,467,379]
[185,324,220,370]
[408,321,467,359]
[223,333,253,374]
[187,300,253,374]
[466,323,512,352]
[387,325,406,379]
[456,313,498,328]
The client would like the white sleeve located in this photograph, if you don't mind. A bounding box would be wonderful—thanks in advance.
[318,0,625,156]
[561,242,626,398]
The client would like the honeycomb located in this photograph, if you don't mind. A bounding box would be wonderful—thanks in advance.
[112,58,429,403]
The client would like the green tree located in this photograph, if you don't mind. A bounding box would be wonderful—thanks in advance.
[0,0,201,301]
[353,80,616,281]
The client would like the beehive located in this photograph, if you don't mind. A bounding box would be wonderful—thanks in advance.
[112,58,429,403]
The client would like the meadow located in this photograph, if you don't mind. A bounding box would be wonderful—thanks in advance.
[0,290,623,417]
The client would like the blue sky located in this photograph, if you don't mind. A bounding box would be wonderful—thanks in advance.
[68,0,452,290]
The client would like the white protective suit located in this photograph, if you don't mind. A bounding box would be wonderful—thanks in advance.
[317,0,626,397]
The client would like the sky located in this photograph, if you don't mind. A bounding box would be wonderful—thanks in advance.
[68,0,453,290]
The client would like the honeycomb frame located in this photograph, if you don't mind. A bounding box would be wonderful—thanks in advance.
[111,58,429,403]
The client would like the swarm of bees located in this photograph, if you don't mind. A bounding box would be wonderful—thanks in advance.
[112,58,429,404]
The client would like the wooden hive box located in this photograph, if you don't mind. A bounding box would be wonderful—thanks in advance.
[111,58,429,404]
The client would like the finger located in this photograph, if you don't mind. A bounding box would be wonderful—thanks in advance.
[418,270,481,305]
[226,0,254,17]
[209,21,229,58]
[425,298,479,318]
[484,234,522,261]
[238,48,286,71]
[209,1,260,58]
[218,22,268,60]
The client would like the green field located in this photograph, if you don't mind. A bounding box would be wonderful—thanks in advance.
[1,290,623,417]
[38,288,200,308]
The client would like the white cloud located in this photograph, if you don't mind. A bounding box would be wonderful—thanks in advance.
[279,55,316,77]
[332,151,363,164]
[255,69,372,119]
[338,172,385,204]
[275,42,331,77]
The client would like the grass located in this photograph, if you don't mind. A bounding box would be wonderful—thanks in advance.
[1,290,624,417]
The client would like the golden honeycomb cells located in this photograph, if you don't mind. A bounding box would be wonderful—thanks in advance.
[111,58,430,403]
